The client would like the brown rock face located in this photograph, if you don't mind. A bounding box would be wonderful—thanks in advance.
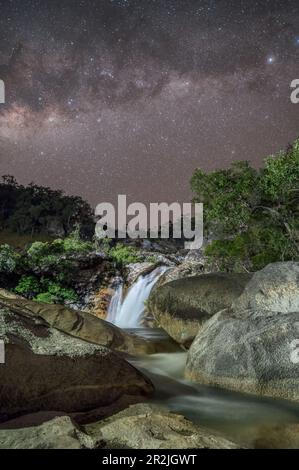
[0,307,154,423]
[148,273,252,347]
[89,287,114,320]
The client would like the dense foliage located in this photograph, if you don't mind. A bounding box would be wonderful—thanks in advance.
[0,230,94,304]
[191,139,299,271]
[0,176,94,239]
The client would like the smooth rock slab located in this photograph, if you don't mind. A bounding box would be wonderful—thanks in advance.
[85,403,241,449]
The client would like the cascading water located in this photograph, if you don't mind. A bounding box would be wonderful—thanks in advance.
[107,265,168,328]
[106,280,123,324]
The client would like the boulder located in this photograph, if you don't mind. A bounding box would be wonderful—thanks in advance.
[186,309,299,401]
[0,306,154,422]
[186,262,299,402]
[232,262,299,314]
[254,423,299,449]
[84,403,241,449]
[0,290,158,355]
[0,416,99,449]
[148,273,252,347]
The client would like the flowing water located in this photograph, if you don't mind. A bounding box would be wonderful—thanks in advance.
[107,266,168,328]
[107,267,299,447]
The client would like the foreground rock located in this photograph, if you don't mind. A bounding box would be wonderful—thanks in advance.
[0,290,157,355]
[186,262,299,402]
[148,273,251,347]
[0,416,98,449]
[0,307,154,423]
[254,423,299,449]
[85,404,241,449]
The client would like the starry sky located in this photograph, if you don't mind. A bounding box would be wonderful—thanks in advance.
[0,0,299,207]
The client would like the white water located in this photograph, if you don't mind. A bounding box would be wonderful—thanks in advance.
[107,265,168,328]
[106,280,123,324]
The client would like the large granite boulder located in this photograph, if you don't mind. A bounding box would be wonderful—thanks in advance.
[0,306,154,423]
[148,273,252,347]
[232,261,299,314]
[0,416,98,449]
[85,404,241,449]
[186,263,299,402]
[0,290,157,355]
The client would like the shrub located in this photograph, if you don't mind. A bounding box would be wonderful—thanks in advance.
[14,275,41,299]
[0,244,20,273]
[109,243,141,265]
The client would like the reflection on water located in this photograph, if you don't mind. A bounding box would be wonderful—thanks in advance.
[128,328,299,446]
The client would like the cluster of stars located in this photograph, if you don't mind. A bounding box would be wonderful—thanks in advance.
[0,0,298,205]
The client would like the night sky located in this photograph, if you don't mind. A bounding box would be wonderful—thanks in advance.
[0,0,299,207]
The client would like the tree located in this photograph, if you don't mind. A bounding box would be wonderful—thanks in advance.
[191,139,299,271]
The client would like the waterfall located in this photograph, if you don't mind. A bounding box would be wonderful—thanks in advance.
[107,265,168,328]
[106,281,123,324]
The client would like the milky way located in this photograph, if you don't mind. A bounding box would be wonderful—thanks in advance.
[0,0,299,206]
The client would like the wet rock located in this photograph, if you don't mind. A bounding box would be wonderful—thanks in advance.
[88,287,115,320]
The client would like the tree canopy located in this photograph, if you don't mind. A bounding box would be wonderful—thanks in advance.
[191,139,299,271]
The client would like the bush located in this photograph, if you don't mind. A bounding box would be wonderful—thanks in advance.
[34,292,54,304]
[109,243,141,265]
[14,275,41,299]
[0,244,20,273]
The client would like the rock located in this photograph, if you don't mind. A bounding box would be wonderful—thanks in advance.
[186,263,299,401]
[84,404,241,449]
[156,260,205,287]
[148,273,252,347]
[254,423,299,449]
[126,262,158,285]
[186,301,299,401]
[0,416,99,449]
[0,306,154,422]
[89,287,115,320]
[233,262,299,314]
[0,290,159,356]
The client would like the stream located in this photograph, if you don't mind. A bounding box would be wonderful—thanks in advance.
[107,267,299,447]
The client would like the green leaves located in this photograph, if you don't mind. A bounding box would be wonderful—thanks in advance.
[191,139,299,271]
[109,243,141,266]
